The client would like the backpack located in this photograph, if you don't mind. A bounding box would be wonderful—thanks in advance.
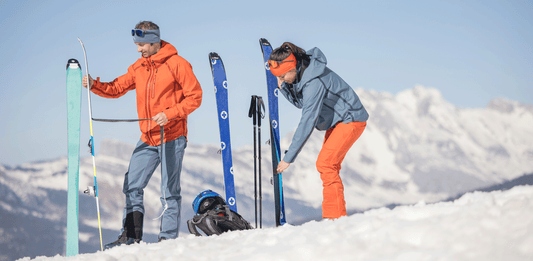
[187,190,253,236]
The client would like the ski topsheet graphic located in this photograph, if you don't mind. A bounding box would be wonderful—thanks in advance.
[66,58,82,256]
[259,38,287,226]
[209,52,237,212]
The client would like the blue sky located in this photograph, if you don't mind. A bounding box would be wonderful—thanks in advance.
[0,0,531,165]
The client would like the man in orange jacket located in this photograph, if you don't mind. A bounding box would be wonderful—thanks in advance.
[83,21,202,248]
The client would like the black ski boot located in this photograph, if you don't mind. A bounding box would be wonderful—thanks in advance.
[104,211,144,250]
[104,231,141,250]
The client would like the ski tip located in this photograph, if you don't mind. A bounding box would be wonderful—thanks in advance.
[208,52,223,69]
[259,38,271,46]
[67,58,80,70]
[209,52,220,60]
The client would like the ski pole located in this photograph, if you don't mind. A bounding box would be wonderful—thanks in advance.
[248,96,258,228]
[153,125,169,221]
[160,125,164,168]
[249,95,265,228]
[256,96,265,229]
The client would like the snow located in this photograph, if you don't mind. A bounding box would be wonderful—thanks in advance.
[20,185,533,261]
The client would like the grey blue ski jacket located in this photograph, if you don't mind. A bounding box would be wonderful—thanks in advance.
[279,47,369,163]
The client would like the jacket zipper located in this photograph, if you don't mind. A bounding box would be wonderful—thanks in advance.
[145,58,154,145]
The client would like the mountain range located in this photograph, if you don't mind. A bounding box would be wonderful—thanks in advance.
[1,86,532,260]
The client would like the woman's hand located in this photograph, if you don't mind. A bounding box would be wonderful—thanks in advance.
[277,160,290,173]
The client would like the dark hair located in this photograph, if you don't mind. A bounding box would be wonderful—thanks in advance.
[270,42,310,82]
[270,42,307,62]
[135,21,159,30]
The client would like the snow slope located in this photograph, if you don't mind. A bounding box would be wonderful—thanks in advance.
[20,185,533,261]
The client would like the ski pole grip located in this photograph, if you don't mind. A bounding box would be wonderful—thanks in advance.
[248,95,257,124]
[256,97,263,127]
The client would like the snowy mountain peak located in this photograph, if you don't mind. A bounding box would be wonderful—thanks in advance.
[487,97,533,115]
[395,85,451,117]
[405,85,444,101]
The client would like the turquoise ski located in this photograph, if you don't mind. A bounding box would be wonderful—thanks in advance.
[66,58,82,256]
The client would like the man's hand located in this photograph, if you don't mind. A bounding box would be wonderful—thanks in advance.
[152,112,169,126]
[277,160,290,173]
[82,75,94,89]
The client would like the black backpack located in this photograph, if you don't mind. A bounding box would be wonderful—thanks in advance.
[187,190,253,236]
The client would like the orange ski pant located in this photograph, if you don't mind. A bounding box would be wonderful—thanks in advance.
[316,121,366,219]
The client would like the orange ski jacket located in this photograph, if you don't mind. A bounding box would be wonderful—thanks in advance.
[90,40,203,146]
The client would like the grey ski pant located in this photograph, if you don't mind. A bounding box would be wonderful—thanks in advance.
[121,136,187,239]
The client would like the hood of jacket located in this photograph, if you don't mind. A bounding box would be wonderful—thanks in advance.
[140,40,177,65]
[295,47,328,92]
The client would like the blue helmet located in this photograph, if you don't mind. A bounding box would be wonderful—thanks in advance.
[192,189,226,215]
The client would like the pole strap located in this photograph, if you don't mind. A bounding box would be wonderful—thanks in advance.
[92,118,151,122]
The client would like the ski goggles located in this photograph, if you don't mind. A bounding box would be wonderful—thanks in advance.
[268,53,297,76]
[132,29,160,43]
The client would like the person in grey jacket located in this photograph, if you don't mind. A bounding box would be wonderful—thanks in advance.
[268,42,369,219]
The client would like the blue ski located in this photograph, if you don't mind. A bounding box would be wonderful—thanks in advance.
[259,38,286,226]
[209,52,237,212]
[66,58,82,256]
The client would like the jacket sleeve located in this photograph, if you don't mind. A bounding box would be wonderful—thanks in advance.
[282,79,327,163]
[164,60,203,120]
[90,65,136,98]
[280,83,303,109]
